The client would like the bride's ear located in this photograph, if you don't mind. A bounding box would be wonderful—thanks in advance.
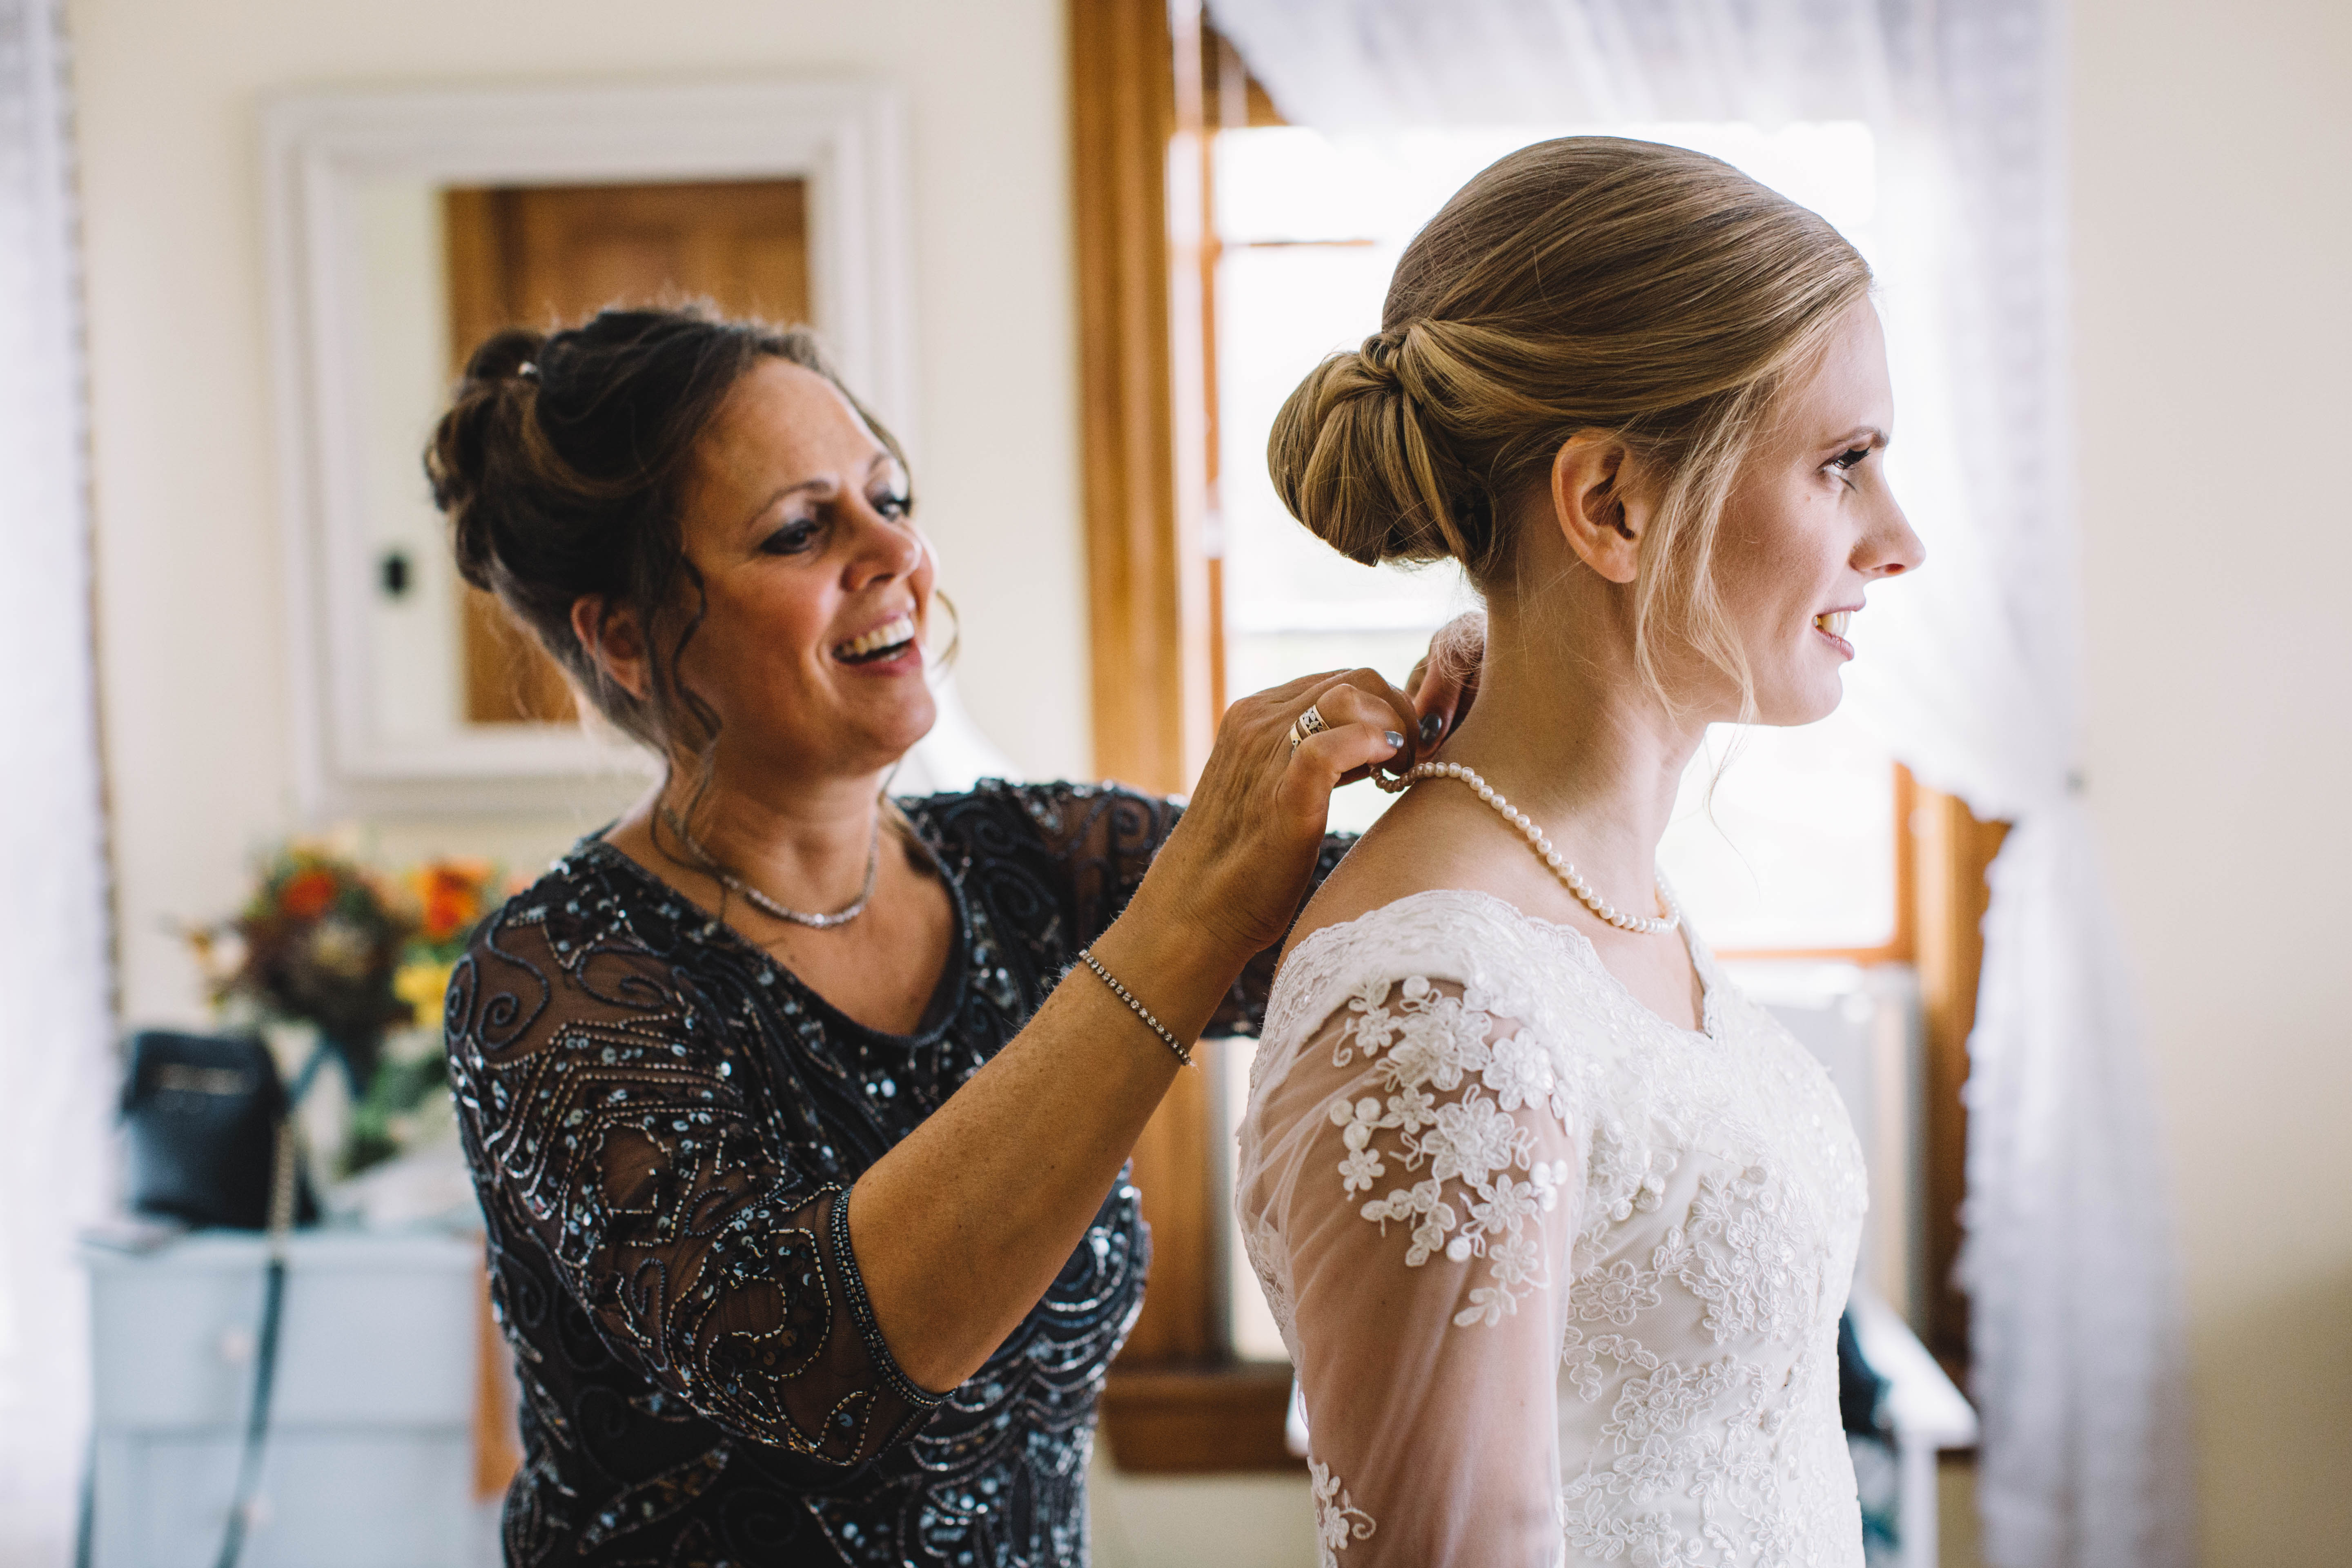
[1548,432,1652,585]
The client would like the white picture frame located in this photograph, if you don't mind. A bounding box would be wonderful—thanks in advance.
[261,80,915,817]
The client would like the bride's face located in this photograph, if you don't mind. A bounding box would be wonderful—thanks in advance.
[1708,299,1923,726]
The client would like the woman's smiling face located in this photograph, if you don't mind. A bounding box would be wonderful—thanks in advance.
[669,357,938,784]
[1708,298,1924,726]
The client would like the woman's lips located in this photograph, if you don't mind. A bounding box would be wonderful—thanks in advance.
[1812,608,1855,659]
[833,612,918,665]
[839,638,924,675]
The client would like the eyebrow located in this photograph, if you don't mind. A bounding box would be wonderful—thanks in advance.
[735,452,900,533]
[1824,425,1890,450]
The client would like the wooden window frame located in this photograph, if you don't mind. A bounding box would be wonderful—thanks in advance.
[1069,0,2002,1468]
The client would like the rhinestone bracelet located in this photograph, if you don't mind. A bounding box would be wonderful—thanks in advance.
[1074,948,1194,1068]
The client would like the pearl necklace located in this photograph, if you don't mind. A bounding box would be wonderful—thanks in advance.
[1374,762,1681,936]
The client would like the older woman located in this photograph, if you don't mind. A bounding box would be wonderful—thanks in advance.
[428,307,1459,1566]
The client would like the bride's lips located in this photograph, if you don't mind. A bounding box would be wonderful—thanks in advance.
[1812,606,1857,659]
[831,610,922,672]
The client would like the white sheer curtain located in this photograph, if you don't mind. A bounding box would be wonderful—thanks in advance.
[1201,2,2194,1565]
[0,0,116,1561]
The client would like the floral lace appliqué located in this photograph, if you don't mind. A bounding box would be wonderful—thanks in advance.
[1330,976,1573,1327]
[1308,1458,1376,1566]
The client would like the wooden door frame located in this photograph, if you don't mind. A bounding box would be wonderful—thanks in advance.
[1071,0,1294,1472]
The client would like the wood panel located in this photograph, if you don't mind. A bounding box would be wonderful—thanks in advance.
[1068,0,1213,1356]
[473,1262,520,1498]
[441,178,810,726]
[1098,1361,1303,1473]
[1073,0,1288,1470]
[1068,0,1216,796]
[1116,1038,1221,1366]
[445,179,809,359]
[1910,784,2010,1383]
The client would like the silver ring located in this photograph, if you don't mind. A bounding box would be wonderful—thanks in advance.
[1287,702,1330,751]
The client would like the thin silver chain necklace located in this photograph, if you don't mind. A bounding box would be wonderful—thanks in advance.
[659,806,882,930]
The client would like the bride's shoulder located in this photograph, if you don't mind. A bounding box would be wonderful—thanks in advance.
[1281,788,1546,962]
[1264,788,1617,1046]
[1265,880,1587,1056]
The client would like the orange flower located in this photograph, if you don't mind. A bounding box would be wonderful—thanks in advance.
[414,859,492,943]
[280,866,338,920]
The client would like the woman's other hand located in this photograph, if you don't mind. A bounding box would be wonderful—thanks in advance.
[1405,611,1487,749]
[1133,670,1420,970]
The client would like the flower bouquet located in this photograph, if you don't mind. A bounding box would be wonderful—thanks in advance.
[196,843,503,1185]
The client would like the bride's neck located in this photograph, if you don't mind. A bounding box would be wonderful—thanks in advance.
[1437,601,1706,890]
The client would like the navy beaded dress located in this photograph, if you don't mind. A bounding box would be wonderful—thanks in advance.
[448,782,1341,1567]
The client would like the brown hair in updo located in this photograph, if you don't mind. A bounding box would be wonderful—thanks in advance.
[425,304,907,764]
[1267,136,1871,706]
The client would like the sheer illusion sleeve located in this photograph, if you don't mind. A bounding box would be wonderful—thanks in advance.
[1239,974,1588,1567]
[447,899,944,1483]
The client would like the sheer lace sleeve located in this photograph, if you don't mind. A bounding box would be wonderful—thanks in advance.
[1239,973,1588,1567]
[448,898,944,1484]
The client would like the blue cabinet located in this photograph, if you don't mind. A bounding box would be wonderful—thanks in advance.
[84,1229,484,1568]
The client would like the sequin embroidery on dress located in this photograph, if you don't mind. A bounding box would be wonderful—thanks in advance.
[450,782,1343,1567]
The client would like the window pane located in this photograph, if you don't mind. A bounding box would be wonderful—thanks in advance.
[1216,240,1472,835]
[1657,715,1896,951]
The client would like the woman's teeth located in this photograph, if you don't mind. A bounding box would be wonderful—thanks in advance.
[835,614,917,663]
[1814,610,1853,640]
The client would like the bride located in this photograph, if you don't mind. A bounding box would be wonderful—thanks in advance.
[1234,137,1925,1567]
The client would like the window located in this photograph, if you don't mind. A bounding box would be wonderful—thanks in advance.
[1069,2,1997,1469]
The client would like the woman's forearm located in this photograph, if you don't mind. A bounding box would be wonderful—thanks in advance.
[846,906,1244,1391]
[849,667,1420,1394]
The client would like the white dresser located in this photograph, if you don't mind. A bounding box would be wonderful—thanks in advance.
[83,1228,484,1568]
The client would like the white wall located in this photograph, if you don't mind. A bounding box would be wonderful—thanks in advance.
[70,0,1093,1026]
[2071,2,2352,1564]
[70,0,2352,1559]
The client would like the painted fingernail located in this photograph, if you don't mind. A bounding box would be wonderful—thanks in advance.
[1383,730,1405,753]
[1418,713,1444,745]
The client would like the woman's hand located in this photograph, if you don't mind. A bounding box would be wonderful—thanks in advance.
[1405,611,1487,749]
[1128,669,1422,973]
[855,669,1414,1392]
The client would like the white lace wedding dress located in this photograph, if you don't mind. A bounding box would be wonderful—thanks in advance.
[1235,890,1869,1567]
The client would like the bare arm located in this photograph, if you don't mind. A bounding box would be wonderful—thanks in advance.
[851,667,1417,1392]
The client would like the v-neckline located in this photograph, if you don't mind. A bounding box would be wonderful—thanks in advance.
[579,828,973,1047]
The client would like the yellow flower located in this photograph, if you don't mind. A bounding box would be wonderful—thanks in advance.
[394,958,457,1026]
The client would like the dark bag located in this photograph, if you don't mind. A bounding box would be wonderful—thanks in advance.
[108,1030,311,1568]
[120,1030,315,1229]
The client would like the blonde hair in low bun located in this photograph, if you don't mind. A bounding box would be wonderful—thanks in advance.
[1266,136,1872,711]
[1269,320,1517,576]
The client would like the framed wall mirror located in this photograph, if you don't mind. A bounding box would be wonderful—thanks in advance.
[263,81,913,816]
